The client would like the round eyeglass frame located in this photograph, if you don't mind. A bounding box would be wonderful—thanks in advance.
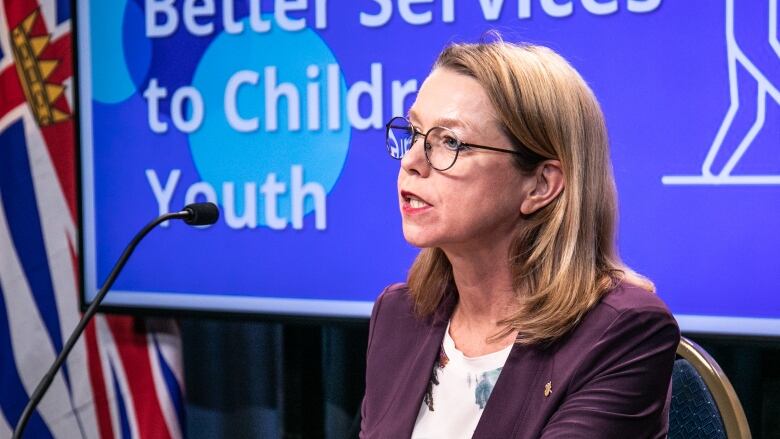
[385,116,525,171]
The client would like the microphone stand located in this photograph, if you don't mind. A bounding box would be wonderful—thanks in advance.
[12,210,190,438]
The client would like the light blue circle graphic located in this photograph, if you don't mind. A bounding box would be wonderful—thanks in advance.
[90,0,150,103]
[190,19,350,228]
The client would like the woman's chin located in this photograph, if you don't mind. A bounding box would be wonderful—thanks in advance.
[403,236,431,249]
[401,228,438,249]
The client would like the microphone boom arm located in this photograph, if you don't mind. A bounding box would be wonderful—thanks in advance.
[12,210,189,438]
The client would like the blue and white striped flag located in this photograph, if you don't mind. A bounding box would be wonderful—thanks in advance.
[0,1,185,437]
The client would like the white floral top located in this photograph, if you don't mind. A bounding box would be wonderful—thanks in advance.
[411,321,513,439]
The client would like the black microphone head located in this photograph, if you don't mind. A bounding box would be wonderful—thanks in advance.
[183,202,220,226]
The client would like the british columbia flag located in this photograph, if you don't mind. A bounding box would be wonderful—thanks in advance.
[0,1,185,438]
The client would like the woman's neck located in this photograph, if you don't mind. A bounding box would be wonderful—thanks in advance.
[444,241,520,356]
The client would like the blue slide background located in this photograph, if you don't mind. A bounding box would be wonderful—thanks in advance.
[77,1,780,328]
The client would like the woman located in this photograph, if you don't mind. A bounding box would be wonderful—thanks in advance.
[360,39,680,439]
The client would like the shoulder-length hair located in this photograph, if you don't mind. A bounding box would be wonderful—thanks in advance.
[407,39,653,345]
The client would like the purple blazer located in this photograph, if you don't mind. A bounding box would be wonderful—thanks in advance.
[360,282,680,438]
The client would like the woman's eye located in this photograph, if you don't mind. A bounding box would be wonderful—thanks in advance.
[443,137,460,150]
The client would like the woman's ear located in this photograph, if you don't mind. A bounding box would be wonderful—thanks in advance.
[520,160,565,215]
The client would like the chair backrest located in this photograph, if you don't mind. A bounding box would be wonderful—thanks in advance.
[669,337,751,439]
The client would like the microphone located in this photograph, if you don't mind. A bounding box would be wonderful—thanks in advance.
[182,202,220,226]
[12,203,220,438]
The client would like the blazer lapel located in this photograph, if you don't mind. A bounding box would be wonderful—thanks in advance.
[380,291,457,437]
[472,342,551,438]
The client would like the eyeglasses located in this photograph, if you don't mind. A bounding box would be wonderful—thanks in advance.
[385,116,524,171]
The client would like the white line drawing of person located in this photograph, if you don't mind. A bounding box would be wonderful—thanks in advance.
[663,0,780,185]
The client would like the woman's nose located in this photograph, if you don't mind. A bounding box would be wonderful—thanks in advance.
[400,137,430,177]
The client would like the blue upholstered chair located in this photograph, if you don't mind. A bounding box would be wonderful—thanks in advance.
[669,337,751,439]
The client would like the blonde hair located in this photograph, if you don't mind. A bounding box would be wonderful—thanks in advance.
[407,39,653,345]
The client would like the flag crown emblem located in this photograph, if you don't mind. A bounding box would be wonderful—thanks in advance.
[10,10,69,127]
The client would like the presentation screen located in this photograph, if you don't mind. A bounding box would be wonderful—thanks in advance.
[77,1,780,335]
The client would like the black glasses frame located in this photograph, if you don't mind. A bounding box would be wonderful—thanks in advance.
[385,116,524,171]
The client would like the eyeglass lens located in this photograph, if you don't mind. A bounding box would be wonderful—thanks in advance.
[386,117,461,171]
[386,118,413,159]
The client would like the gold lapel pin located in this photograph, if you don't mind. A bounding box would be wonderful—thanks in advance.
[544,381,553,397]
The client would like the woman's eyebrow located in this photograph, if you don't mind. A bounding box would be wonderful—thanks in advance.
[407,110,472,132]
[432,117,468,130]
[407,108,420,123]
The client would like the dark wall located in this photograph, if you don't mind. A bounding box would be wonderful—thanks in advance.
[182,320,368,439]
[182,319,780,439]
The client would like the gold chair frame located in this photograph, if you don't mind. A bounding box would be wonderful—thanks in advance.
[676,337,752,439]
